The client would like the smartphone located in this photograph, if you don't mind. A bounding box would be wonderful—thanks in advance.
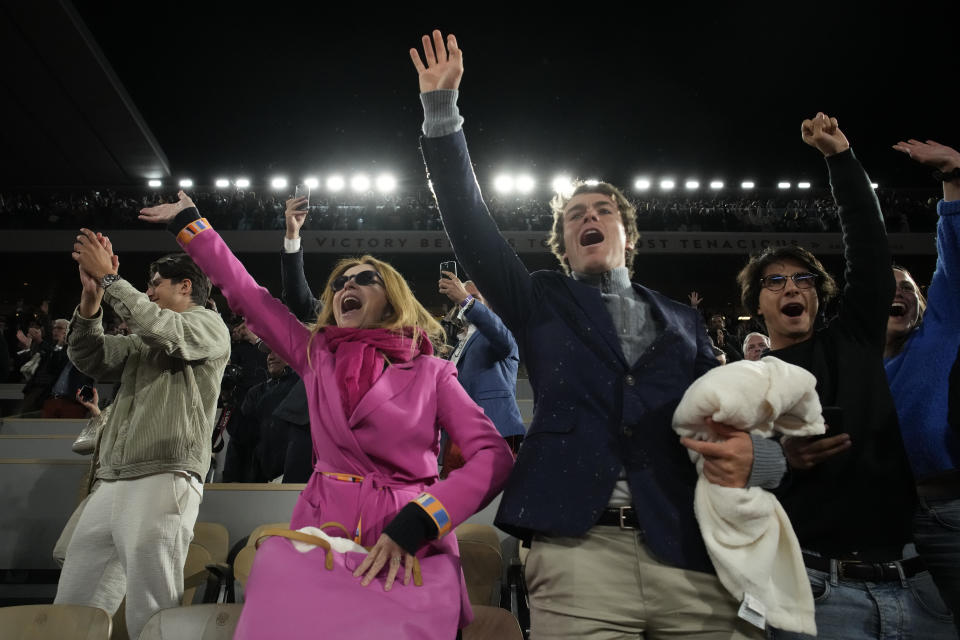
[440,261,457,279]
[294,183,310,211]
[79,385,95,403]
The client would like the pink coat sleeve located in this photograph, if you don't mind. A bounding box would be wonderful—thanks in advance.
[177,225,314,374]
[413,361,514,537]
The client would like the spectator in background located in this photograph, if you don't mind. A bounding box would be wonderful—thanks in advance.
[437,271,524,475]
[708,311,742,362]
[742,332,771,361]
[884,138,960,628]
[20,318,70,413]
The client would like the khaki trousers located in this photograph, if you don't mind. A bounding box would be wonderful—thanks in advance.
[525,526,764,640]
[54,473,201,640]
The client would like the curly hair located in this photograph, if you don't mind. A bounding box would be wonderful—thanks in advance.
[548,181,640,276]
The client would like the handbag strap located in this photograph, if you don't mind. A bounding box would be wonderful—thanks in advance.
[254,526,424,586]
[255,527,334,570]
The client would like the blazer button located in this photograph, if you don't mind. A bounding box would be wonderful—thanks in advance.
[624,375,636,386]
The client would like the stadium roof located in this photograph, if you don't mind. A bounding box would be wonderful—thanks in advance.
[0,1,168,187]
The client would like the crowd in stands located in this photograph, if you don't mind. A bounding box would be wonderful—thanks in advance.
[0,186,941,233]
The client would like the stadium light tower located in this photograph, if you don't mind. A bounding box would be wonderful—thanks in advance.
[659,179,675,191]
[871,182,879,189]
[798,181,811,189]
[551,175,573,197]
[376,173,397,193]
[148,179,162,188]
[584,179,600,186]
[235,178,251,189]
[741,180,755,190]
[351,174,371,192]
[327,175,345,192]
[685,180,699,190]
[515,174,535,194]
[634,178,651,191]
[271,177,288,190]
[494,174,514,194]
[709,180,724,190]
[304,177,319,190]
[215,178,230,189]
[777,182,791,190]
[179,179,193,188]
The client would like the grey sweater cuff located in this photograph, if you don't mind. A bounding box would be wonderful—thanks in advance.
[420,90,464,137]
[747,434,787,489]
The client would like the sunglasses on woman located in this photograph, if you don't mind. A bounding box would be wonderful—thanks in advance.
[331,270,384,292]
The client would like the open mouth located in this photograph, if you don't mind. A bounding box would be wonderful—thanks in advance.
[889,302,906,317]
[341,295,362,313]
[579,229,604,246]
[781,303,804,318]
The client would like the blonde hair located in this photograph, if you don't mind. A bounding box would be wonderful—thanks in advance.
[307,255,445,360]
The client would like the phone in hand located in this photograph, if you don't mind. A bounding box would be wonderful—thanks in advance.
[440,261,457,279]
[294,183,310,211]
[79,385,95,403]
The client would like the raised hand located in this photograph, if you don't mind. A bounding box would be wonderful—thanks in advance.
[688,291,702,308]
[139,190,196,225]
[15,329,31,349]
[801,112,850,157]
[284,197,308,240]
[892,139,960,172]
[410,30,464,93]
[75,386,101,417]
[73,229,117,281]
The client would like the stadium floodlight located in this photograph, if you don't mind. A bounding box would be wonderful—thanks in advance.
[376,173,397,193]
[634,178,651,191]
[584,179,600,186]
[709,180,724,190]
[271,177,288,190]
[214,178,230,188]
[493,174,515,193]
[777,182,791,189]
[327,175,345,192]
[871,182,879,189]
[351,174,371,192]
[685,180,699,190]
[515,174,535,194]
[178,179,193,188]
[304,177,319,190]
[741,180,755,189]
[659,179,676,191]
[798,181,811,189]
[235,178,251,189]
[552,175,574,196]
[147,179,162,188]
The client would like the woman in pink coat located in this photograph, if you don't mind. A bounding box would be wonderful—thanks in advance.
[141,192,513,636]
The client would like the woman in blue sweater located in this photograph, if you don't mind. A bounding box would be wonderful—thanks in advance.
[885,138,960,627]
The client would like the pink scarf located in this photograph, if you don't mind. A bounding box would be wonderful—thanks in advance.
[323,327,433,417]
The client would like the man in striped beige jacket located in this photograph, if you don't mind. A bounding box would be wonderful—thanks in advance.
[55,231,230,640]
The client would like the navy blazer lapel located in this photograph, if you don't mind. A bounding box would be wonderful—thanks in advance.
[349,361,417,426]
[560,277,628,368]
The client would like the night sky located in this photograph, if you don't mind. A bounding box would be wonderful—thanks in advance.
[70,4,958,191]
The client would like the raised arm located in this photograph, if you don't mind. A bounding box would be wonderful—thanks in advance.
[281,196,319,322]
[802,112,894,342]
[140,192,312,373]
[893,139,960,327]
[412,31,536,333]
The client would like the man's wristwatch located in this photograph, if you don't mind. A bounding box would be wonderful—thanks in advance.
[99,273,121,289]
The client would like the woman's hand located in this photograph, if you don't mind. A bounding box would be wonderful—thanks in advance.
[284,197,308,240]
[139,190,196,224]
[410,30,463,94]
[353,533,415,591]
[75,387,100,416]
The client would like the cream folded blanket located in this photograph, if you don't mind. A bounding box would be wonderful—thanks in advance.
[672,357,824,635]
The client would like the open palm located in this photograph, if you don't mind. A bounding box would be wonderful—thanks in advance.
[893,139,960,170]
[410,30,463,93]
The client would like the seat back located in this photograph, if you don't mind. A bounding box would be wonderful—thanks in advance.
[0,603,111,640]
[192,522,230,565]
[137,603,243,640]
[462,605,523,640]
[182,543,213,606]
[456,524,503,606]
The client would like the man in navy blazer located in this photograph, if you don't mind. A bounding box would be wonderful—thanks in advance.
[411,31,781,639]
[438,272,525,458]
